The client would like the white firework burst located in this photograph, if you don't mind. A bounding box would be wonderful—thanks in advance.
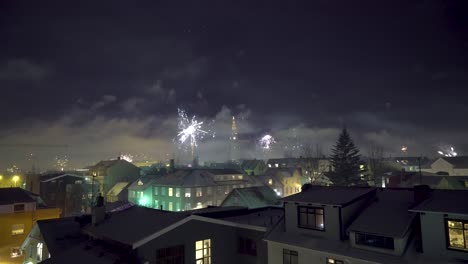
[176,108,213,158]
[437,146,458,157]
[259,134,276,151]
[120,154,134,162]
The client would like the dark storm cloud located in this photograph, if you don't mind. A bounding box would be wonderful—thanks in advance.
[0,0,468,169]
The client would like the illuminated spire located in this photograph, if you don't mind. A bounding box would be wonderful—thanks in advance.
[230,116,240,161]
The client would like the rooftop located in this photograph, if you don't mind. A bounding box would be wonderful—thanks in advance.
[282,186,376,206]
[440,156,468,168]
[410,189,468,214]
[152,169,251,187]
[241,159,265,170]
[84,206,187,246]
[0,187,35,205]
[348,189,416,237]
[221,186,282,208]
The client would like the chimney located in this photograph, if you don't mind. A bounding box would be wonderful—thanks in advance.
[413,185,431,205]
[92,193,106,225]
[169,159,175,172]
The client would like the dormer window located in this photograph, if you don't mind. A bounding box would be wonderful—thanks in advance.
[13,204,25,213]
[447,219,468,251]
[355,232,394,250]
[298,206,324,231]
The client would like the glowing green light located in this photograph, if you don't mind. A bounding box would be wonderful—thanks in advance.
[138,196,149,206]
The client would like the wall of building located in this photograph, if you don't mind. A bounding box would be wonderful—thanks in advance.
[137,219,267,264]
[266,240,377,264]
[0,202,35,214]
[22,226,50,264]
[430,159,454,175]
[284,202,340,240]
[419,212,468,261]
[348,231,407,256]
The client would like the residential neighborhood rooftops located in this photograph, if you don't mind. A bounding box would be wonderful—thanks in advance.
[348,189,416,238]
[241,159,265,170]
[282,186,376,206]
[84,206,187,246]
[40,173,86,183]
[410,189,468,214]
[151,169,250,187]
[0,187,35,205]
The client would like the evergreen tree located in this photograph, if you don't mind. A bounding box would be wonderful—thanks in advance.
[326,128,363,186]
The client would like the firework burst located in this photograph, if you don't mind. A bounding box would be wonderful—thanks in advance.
[259,134,276,151]
[437,145,458,157]
[176,108,214,158]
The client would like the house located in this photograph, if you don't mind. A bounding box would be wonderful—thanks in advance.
[425,156,468,176]
[410,189,468,262]
[128,169,262,211]
[220,186,282,209]
[386,157,431,173]
[241,160,267,176]
[87,157,141,199]
[261,168,304,197]
[0,188,60,262]
[21,196,283,264]
[40,173,98,216]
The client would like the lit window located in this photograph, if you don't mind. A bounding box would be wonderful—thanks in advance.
[298,206,325,230]
[37,242,43,261]
[175,188,181,197]
[11,224,24,235]
[268,164,272,168]
[185,188,191,198]
[359,164,365,171]
[169,202,173,211]
[154,200,159,209]
[355,232,394,250]
[154,187,159,195]
[207,187,212,196]
[161,188,167,196]
[283,249,298,264]
[327,257,344,264]
[268,179,273,185]
[14,204,25,212]
[275,163,279,168]
[176,202,180,211]
[195,239,211,264]
[237,175,243,180]
[10,247,22,258]
[196,188,203,197]
[196,202,203,209]
[157,245,184,264]
[447,220,468,250]
[168,188,173,197]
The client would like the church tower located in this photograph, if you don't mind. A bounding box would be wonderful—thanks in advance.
[230,116,240,162]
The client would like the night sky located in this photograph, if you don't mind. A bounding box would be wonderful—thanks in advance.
[1,1,468,169]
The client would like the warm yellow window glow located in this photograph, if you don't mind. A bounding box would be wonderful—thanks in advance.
[447,220,468,250]
[11,224,24,235]
[168,202,173,211]
[327,258,344,264]
[168,188,173,197]
[195,239,211,264]
[268,179,273,185]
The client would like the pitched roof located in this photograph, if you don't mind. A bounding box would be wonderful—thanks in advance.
[41,173,86,183]
[440,156,468,169]
[106,182,129,196]
[222,186,282,208]
[37,217,88,256]
[0,187,35,205]
[282,186,377,206]
[241,159,265,170]
[266,158,299,167]
[152,169,251,187]
[84,206,188,246]
[410,189,468,214]
[264,168,297,178]
[347,189,416,237]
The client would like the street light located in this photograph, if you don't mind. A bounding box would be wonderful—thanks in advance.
[12,175,19,187]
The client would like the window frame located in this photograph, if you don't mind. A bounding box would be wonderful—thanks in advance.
[355,232,395,250]
[13,203,25,212]
[326,257,344,264]
[445,218,468,252]
[156,244,185,264]
[195,239,211,264]
[238,237,257,256]
[282,248,298,264]
[297,206,325,231]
